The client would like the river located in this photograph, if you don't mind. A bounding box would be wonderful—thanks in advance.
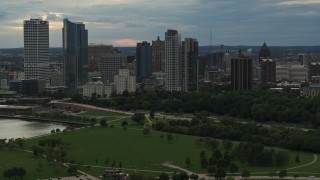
[0,118,69,139]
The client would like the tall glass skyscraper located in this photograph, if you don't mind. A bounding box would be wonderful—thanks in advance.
[23,18,50,85]
[62,18,88,93]
[136,41,152,83]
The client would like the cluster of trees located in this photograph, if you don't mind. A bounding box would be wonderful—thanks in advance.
[3,167,26,179]
[196,139,288,175]
[73,90,320,127]
[0,138,25,150]
[153,116,320,153]
[32,138,67,162]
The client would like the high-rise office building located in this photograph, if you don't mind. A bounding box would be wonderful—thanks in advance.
[23,18,50,85]
[258,42,271,64]
[101,48,127,84]
[165,29,181,91]
[152,36,165,72]
[62,18,88,92]
[261,59,276,83]
[231,51,253,90]
[88,44,113,74]
[136,41,152,82]
[182,38,198,92]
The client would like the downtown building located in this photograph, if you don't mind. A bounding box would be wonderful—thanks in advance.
[88,44,113,76]
[261,59,276,83]
[62,18,88,94]
[101,48,127,84]
[114,69,136,94]
[136,41,152,83]
[152,36,165,73]
[231,51,253,90]
[23,18,50,86]
[165,29,181,91]
[181,38,198,92]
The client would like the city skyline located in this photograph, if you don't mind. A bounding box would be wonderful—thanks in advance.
[0,0,320,48]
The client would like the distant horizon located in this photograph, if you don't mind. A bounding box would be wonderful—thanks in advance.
[1,44,320,50]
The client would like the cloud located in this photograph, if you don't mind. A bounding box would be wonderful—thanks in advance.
[112,38,139,46]
[0,0,319,47]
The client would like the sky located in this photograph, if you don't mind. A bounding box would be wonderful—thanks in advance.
[0,0,319,48]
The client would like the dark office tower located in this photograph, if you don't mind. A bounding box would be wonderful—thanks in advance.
[165,29,181,91]
[261,59,276,83]
[88,44,113,74]
[152,36,165,72]
[23,19,50,85]
[231,51,253,90]
[62,19,88,93]
[258,42,271,64]
[136,41,152,82]
[309,62,320,81]
[182,38,198,92]
[101,48,127,84]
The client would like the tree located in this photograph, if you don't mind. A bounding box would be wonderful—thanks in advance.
[143,128,151,136]
[190,174,199,180]
[105,157,109,165]
[119,161,122,168]
[159,172,170,180]
[293,174,299,178]
[222,140,233,151]
[67,165,78,175]
[167,134,174,142]
[241,169,250,180]
[16,167,26,179]
[229,163,238,173]
[295,154,300,163]
[150,110,155,119]
[129,173,143,180]
[215,168,226,180]
[185,157,191,167]
[131,113,145,125]
[278,169,287,179]
[112,160,116,168]
[207,165,216,175]
[100,119,108,127]
[121,120,128,126]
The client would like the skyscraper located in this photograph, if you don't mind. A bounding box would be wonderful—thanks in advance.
[136,41,152,82]
[152,36,165,73]
[231,51,253,90]
[62,19,88,93]
[258,42,271,64]
[165,29,181,91]
[261,59,276,83]
[23,18,50,85]
[182,38,198,92]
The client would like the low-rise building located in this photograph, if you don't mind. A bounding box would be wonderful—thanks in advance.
[82,81,113,98]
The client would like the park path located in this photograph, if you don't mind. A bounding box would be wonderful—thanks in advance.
[286,154,318,171]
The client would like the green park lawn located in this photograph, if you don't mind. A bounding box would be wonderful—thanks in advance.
[23,126,320,177]
[0,149,69,180]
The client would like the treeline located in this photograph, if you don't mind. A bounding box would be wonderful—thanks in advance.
[197,139,289,175]
[32,138,68,162]
[73,90,320,127]
[153,117,320,153]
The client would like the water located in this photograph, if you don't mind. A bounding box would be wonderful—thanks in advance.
[0,119,69,139]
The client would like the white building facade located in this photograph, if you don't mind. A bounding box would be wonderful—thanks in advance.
[24,19,50,85]
[114,69,136,94]
[165,29,181,91]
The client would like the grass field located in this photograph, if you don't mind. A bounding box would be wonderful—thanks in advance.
[0,149,69,180]
[23,126,319,178]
